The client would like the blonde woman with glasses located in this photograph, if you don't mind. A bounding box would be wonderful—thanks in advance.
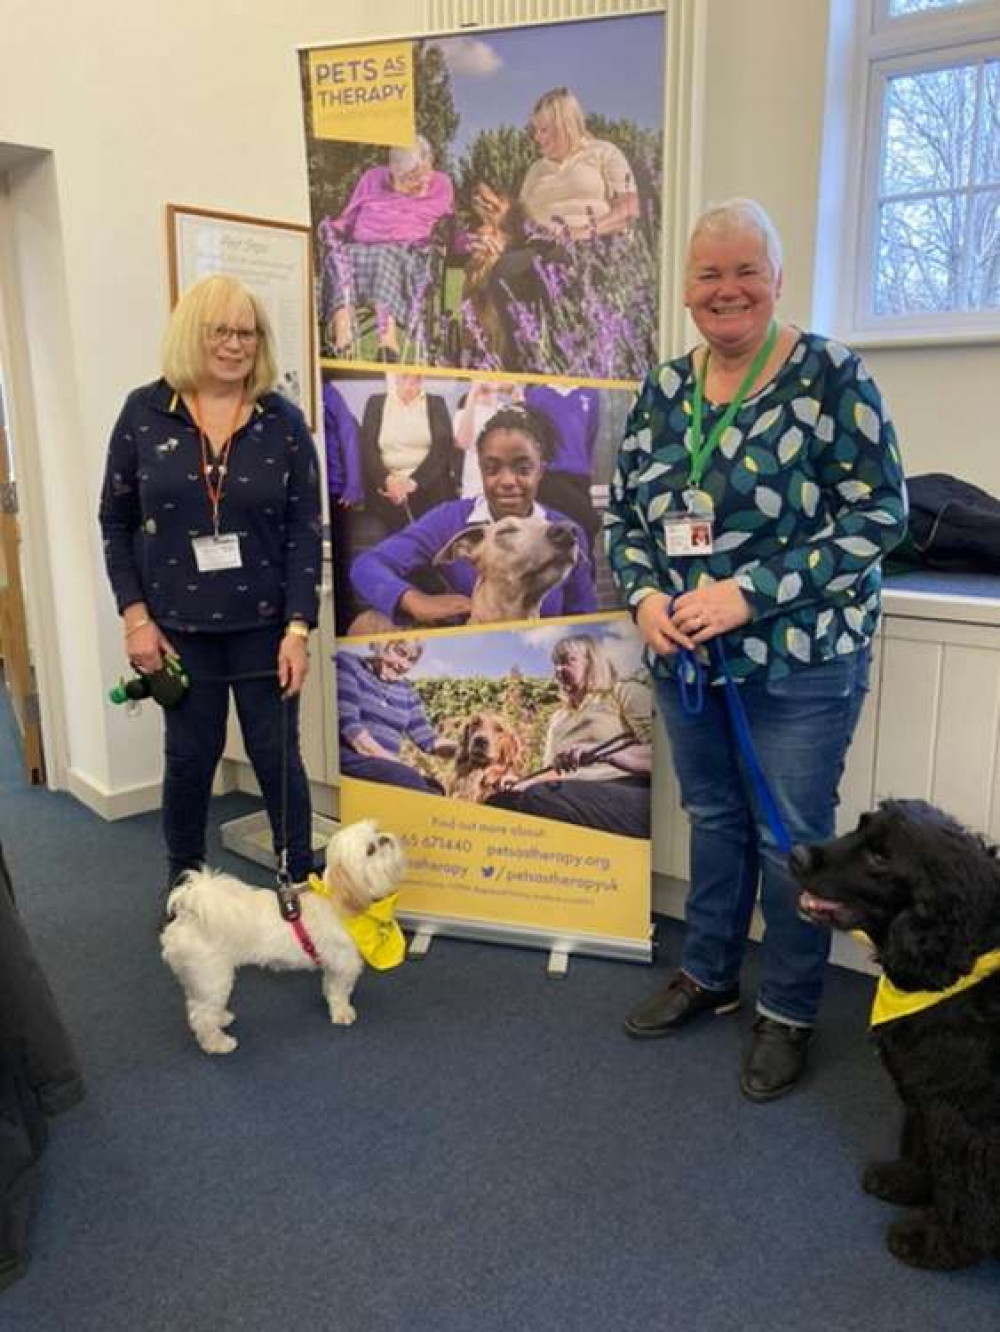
[99,275,322,919]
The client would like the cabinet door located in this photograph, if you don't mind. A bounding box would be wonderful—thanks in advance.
[875,616,1000,837]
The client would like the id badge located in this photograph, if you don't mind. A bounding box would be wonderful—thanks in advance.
[192,533,242,572]
[663,513,714,557]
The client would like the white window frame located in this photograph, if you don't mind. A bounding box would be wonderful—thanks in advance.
[819,0,1000,346]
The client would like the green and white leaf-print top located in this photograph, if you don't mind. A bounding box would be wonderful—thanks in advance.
[604,332,908,683]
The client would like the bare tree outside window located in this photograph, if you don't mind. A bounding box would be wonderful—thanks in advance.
[890,0,980,14]
[875,57,1000,316]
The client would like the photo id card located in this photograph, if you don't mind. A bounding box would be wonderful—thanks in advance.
[663,513,714,557]
[192,533,242,572]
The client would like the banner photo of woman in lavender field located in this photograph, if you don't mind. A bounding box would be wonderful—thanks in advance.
[300,14,665,380]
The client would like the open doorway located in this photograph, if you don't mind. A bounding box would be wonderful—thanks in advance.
[0,374,44,783]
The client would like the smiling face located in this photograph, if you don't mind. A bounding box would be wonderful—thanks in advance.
[200,296,258,392]
[394,374,423,404]
[372,640,421,680]
[683,226,781,359]
[479,427,544,518]
[553,643,589,698]
[391,164,431,196]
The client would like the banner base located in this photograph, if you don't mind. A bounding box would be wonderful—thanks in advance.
[219,810,338,871]
[397,910,652,966]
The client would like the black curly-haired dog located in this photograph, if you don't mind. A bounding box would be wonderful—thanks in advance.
[791,799,1000,1271]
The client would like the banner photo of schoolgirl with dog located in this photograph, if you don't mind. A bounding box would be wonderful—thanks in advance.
[299,14,665,381]
[299,12,664,959]
[322,368,634,637]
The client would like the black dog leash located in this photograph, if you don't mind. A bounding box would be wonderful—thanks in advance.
[506,731,637,789]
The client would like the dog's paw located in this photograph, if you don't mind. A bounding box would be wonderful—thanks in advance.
[862,1159,931,1206]
[219,1010,235,1028]
[329,1002,357,1027]
[196,1029,238,1055]
[886,1215,979,1270]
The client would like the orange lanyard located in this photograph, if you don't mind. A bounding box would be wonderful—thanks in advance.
[190,393,246,535]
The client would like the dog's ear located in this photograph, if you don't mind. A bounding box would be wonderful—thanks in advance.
[882,893,978,992]
[434,526,486,567]
[499,726,523,768]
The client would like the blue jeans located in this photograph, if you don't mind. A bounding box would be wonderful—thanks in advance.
[163,628,313,884]
[656,648,870,1026]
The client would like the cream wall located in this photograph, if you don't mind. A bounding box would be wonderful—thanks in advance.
[0,0,424,808]
[0,0,995,820]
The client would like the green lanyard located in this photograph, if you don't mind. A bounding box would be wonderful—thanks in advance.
[686,321,778,488]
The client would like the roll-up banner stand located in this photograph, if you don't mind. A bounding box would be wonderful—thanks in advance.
[299,13,666,962]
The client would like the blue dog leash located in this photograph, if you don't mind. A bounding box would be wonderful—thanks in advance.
[668,597,792,856]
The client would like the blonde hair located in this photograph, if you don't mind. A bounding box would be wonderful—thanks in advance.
[552,634,617,696]
[531,87,587,159]
[162,275,278,399]
[687,198,784,278]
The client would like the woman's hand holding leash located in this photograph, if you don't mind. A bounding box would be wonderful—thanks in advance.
[635,592,693,656]
[278,632,309,698]
[671,579,751,643]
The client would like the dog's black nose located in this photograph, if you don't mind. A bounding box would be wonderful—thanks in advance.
[378,834,393,848]
[788,844,816,877]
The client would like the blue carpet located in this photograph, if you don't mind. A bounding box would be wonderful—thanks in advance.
[1,698,998,1329]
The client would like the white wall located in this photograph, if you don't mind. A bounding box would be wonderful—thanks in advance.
[0,0,423,808]
[0,0,995,821]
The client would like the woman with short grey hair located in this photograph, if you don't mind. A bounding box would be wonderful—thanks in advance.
[606,197,907,1101]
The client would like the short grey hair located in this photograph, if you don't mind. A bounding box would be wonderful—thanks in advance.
[389,136,433,175]
[688,198,783,276]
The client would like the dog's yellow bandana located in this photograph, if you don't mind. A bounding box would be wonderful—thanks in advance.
[307,874,406,971]
[870,947,1000,1028]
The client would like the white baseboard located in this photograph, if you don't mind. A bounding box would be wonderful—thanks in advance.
[65,767,162,821]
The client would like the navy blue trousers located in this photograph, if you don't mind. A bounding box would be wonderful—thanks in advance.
[162,628,313,884]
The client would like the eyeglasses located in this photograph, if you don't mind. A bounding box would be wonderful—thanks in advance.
[204,324,259,346]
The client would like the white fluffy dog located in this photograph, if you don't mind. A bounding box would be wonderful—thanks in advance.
[160,819,405,1055]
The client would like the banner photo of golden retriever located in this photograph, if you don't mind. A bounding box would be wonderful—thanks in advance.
[334,617,652,842]
[323,367,633,636]
[299,14,665,381]
[332,615,653,954]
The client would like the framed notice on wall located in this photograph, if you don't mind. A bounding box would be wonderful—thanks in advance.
[166,204,316,427]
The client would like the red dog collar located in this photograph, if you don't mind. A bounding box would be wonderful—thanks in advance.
[288,916,320,966]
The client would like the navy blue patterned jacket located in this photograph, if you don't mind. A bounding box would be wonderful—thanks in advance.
[99,379,322,632]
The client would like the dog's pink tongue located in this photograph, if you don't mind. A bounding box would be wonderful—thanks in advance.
[799,891,840,914]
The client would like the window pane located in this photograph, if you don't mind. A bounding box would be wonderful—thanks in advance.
[975,60,1000,184]
[889,0,980,15]
[969,189,1000,307]
[875,196,963,313]
[882,64,976,195]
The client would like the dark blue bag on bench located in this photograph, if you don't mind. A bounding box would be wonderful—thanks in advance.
[887,473,1000,574]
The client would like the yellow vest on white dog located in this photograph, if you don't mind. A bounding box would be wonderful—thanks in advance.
[308,874,406,971]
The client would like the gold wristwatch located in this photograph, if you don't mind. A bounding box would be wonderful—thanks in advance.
[285,620,310,640]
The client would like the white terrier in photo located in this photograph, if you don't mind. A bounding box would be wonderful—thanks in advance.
[160,819,406,1055]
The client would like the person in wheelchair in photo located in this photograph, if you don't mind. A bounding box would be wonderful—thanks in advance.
[319,136,455,363]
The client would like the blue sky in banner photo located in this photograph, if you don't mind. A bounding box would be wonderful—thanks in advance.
[432,14,665,158]
[337,619,645,683]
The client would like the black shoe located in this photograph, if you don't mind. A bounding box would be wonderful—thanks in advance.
[376,345,399,363]
[739,1015,812,1102]
[624,970,740,1039]
[159,864,201,933]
